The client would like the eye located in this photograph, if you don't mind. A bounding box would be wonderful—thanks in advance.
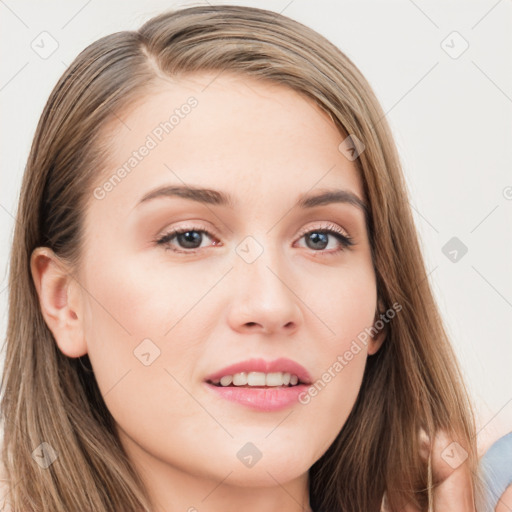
[295,223,354,254]
[154,222,354,255]
[155,226,220,254]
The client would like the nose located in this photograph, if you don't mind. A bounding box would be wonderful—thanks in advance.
[226,244,303,336]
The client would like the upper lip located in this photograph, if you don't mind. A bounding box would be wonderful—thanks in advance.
[204,357,313,385]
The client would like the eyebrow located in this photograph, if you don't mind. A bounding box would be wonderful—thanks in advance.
[137,184,368,216]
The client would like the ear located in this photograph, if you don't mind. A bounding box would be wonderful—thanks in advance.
[367,297,388,356]
[368,325,387,355]
[30,247,87,358]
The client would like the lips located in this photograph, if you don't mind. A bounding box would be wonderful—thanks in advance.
[204,357,313,386]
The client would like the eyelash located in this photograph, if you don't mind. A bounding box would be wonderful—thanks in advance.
[154,223,354,256]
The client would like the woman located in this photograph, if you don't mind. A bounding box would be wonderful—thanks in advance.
[0,4,495,511]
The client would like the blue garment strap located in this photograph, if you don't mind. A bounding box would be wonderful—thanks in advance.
[479,431,512,511]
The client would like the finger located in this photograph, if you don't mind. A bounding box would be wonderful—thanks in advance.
[431,431,476,511]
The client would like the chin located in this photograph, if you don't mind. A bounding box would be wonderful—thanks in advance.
[217,457,310,487]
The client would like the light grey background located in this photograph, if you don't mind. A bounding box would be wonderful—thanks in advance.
[1,0,511,452]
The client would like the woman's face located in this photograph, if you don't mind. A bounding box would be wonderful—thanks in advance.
[58,73,384,501]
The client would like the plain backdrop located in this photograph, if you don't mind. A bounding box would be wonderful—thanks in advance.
[1,0,511,453]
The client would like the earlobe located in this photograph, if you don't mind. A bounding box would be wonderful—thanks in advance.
[368,299,388,355]
[30,247,87,358]
[368,325,387,355]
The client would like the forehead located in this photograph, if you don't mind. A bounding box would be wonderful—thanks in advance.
[90,72,364,215]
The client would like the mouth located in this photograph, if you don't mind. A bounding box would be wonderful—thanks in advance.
[204,377,311,412]
[203,358,313,412]
[203,357,313,387]
[206,371,307,388]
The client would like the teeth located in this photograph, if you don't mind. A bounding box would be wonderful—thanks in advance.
[219,375,233,386]
[211,371,301,387]
[265,372,283,386]
[247,372,266,386]
[233,372,248,386]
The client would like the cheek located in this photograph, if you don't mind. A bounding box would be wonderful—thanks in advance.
[80,251,202,397]
[330,264,377,374]
[80,257,206,451]
[297,261,377,423]
[308,259,377,346]
[82,248,201,342]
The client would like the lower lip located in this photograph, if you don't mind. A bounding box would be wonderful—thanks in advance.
[204,382,310,412]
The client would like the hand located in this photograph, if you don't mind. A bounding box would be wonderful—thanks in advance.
[418,429,475,512]
[431,430,475,511]
[381,429,476,511]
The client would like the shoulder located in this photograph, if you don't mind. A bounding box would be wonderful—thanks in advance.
[479,431,512,512]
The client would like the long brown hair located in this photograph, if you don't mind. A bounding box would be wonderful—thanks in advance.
[1,4,485,511]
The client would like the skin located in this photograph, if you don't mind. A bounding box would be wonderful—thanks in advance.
[31,72,477,511]
[496,486,512,512]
